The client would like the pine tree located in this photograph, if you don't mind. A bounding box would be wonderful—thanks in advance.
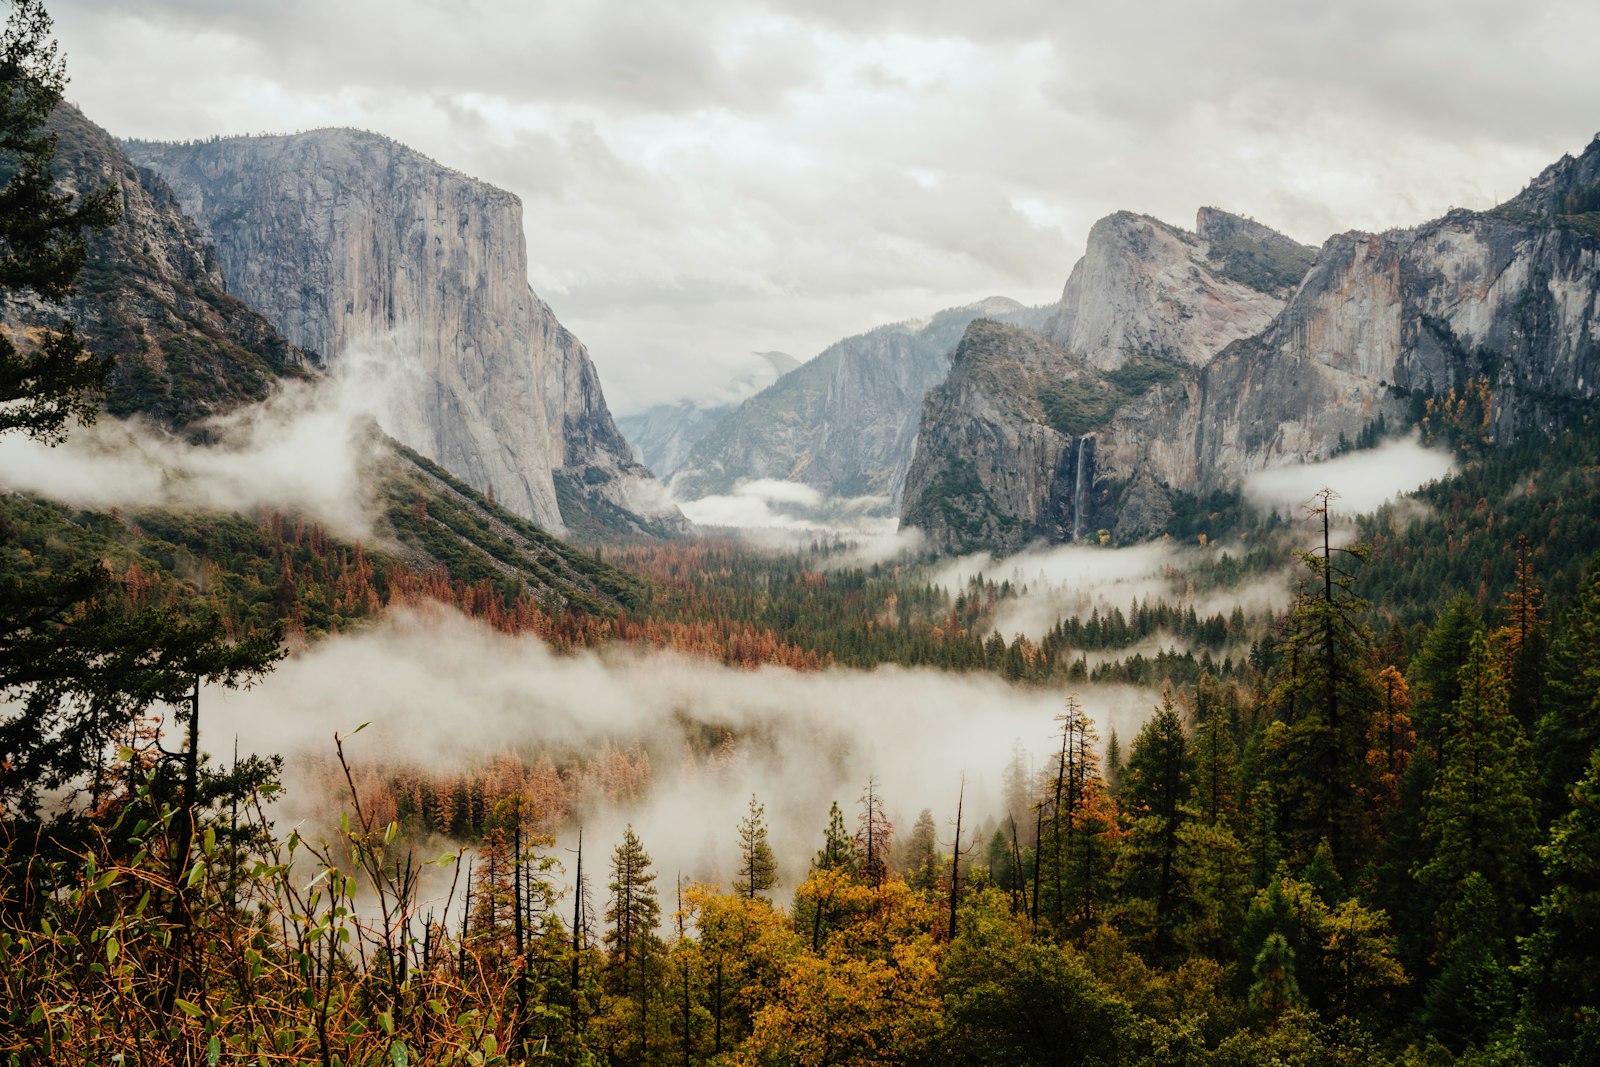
[1262,490,1381,872]
[0,0,276,835]
[1417,631,1537,998]
[605,824,661,999]
[0,0,119,441]
[1113,690,1191,953]
[1249,932,1305,1017]
[736,793,777,900]
[814,800,856,875]
[902,808,939,893]
[1517,750,1600,1063]
[1533,558,1600,821]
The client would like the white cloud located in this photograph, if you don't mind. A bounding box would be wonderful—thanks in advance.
[1242,435,1457,518]
[47,0,1596,414]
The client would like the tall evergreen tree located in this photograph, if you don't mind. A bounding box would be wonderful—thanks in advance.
[0,0,276,842]
[1416,630,1537,1037]
[735,793,777,900]
[1262,490,1381,872]
[902,808,939,893]
[1114,690,1191,952]
[0,0,118,441]
[1533,558,1600,821]
[605,825,661,1003]
[1517,750,1600,1063]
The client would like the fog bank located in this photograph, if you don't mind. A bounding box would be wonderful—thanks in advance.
[201,605,1161,894]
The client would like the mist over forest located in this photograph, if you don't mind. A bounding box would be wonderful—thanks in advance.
[6,1,1600,1063]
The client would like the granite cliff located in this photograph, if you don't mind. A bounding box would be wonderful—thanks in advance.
[1042,209,1312,370]
[902,140,1600,551]
[126,130,682,538]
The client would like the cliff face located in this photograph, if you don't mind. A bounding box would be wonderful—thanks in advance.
[0,107,313,427]
[1042,209,1310,370]
[1097,151,1600,536]
[900,321,1104,553]
[672,297,1039,507]
[904,143,1600,551]
[125,131,682,537]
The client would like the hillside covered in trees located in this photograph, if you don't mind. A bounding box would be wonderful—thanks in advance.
[5,0,1600,1064]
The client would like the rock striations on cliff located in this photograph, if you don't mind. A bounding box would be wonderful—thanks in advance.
[671,296,1048,509]
[903,139,1600,552]
[1042,209,1313,370]
[125,130,683,538]
[900,320,1105,552]
[902,209,1314,552]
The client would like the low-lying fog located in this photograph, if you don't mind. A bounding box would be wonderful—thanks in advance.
[201,604,1161,896]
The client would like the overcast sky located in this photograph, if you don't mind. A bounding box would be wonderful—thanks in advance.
[49,0,1600,414]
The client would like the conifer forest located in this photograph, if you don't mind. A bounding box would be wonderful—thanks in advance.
[4,1,1600,1063]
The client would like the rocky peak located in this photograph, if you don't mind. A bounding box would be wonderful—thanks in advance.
[1499,134,1600,220]
[1042,209,1302,371]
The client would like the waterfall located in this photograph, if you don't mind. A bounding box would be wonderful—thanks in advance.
[1071,434,1095,542]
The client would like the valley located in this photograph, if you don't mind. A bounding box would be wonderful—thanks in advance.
[2,2,1599,1063]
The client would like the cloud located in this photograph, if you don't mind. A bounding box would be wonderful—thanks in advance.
[49,0,1597,415]
[200,604,1162,895]
[0,348,416,539]
[0,381,379,538]
[1242,435,1457,518]
[675,479,925,567]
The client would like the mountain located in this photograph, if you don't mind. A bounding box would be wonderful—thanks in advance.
[1041,208,1311,370]
[2,107,648,629]
[616,350,799,478]
[670,296,1045,508]
[899,320,1099,551]
[900,209,1314,552]
[0,106,317,427]
[124,130,684,539]
[902,141,1600,551]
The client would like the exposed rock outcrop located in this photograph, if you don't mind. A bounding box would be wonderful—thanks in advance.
[0,107,314,427]
[126,130,683,537]
[900,320,1102,552]
[903,141,1600,551]
[1042,209,1311,370]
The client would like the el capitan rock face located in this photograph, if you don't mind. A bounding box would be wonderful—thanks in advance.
[126,130,683,537]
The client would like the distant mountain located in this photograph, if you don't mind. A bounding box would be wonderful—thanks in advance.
[902,139,1600,551]
[126,130,684,539]
[617,351,799,478]
[670,296,1049,508]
